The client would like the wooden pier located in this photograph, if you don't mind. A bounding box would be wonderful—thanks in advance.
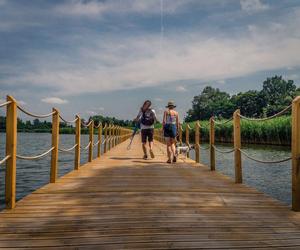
[1,137,300,249]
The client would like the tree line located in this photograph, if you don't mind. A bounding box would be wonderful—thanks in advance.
[0,115,133,133]
[185,75,299,122]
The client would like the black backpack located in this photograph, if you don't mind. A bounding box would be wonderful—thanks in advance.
[141,109,155,126]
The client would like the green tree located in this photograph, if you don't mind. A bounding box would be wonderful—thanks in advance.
[261,75,296,115]
[231,90,266,117]
[185,86,234,121]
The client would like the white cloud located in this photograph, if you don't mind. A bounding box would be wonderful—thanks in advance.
[86,110,96,115]
[3,5,300,97]
[55,0,195,17]
[98,107,105,111]
[216,80,226,85]
[41,97,68,104]
[175,86,187,92]
[240,0,269,13]
[154,97,163,102]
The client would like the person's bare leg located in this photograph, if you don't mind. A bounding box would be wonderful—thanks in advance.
[149,141,154,158]
[171,139,176,155]
[170,139,177,162]
[166,140,172,162]
[142,143,147,159]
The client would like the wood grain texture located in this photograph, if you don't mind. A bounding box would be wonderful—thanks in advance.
[1,137,300,249]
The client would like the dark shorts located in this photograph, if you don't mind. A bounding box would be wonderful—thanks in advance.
[141,128,154,143]
[164,124,177,138]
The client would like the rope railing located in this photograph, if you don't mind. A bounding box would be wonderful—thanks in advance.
[212,117,233,125]
[58,144,78,153]
[0,95,132,209]
[200,145,210,150]
[239,149,292,164]
[17,104,56,118]
[59,115,78,124]
[213,145,235,154]
[0,155,11,166]
[0,101,12,108]
[81,141,91,150]
[16,147,54,160]
[238,104,292,121]
[81,120,93,127]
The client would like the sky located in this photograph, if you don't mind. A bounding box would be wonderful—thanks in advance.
[1,0,300,122]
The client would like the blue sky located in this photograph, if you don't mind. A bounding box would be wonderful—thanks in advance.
[1,0,300,121]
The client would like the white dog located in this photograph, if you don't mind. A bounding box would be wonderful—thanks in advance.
[176,144,194,158]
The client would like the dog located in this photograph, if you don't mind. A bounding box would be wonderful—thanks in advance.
[176,144,195,158]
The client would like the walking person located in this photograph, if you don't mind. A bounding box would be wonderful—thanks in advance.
[163,101,179,163]
[134,100,157,159]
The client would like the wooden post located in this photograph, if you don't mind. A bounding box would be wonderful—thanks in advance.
[74,115,81,170]
[112,125,115,148]
[98,123,102,158]
[179,124,183,146]
[209,117,215,171]
[88,120,94,162]
[185,125,190,158]
[108,124,112,151]
[292,96,300,211]
[5,95,17,209]
[50,108,59,183]
[233,109,242,183]
[104,124,107,153]
[195,121,200,163]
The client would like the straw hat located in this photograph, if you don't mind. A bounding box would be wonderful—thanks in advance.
[166,100,176,108]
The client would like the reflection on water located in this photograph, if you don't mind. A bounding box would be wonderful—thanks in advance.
[0,133,292,210]
[0,133,103,210]
[189,143,291,205]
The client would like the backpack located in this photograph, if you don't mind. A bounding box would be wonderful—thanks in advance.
[141,109,155,126]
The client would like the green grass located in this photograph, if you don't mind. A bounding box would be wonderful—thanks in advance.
[180,116,291,146]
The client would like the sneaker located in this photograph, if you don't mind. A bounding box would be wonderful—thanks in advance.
[173,156,177,163]
[143,155,148,160]
[150,149,155,158]
[167,159,172,164]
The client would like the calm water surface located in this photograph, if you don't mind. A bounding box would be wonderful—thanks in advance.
[0,133,292,210]
[189,143,291,205]
[0,133,104,210]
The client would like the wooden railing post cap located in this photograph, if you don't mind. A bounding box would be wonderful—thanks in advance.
[52,107,59,114]
[293,96,300,104]
[6,95,17,103]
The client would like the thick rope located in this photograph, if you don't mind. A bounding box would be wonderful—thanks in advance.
[81,141,91,150]
[81,120,93,127]
[17,147,54,160]
[238,105,292,122]
[17,105,56,118]
[213,145,235,154]
[0,155,11,165]
[59,115,78,124]
[239,149,292,164]
[213,117,233,125]
[94,123,102,129]
[0,101,12,108]
[199,145,210,150]
[58,144,77,153]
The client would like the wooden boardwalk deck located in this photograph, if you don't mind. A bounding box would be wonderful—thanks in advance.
[1,138,300,249]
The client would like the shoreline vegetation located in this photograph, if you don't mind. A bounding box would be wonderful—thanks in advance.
[182,115,291,146]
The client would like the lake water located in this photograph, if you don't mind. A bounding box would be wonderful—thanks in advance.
[0,133,292,210]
